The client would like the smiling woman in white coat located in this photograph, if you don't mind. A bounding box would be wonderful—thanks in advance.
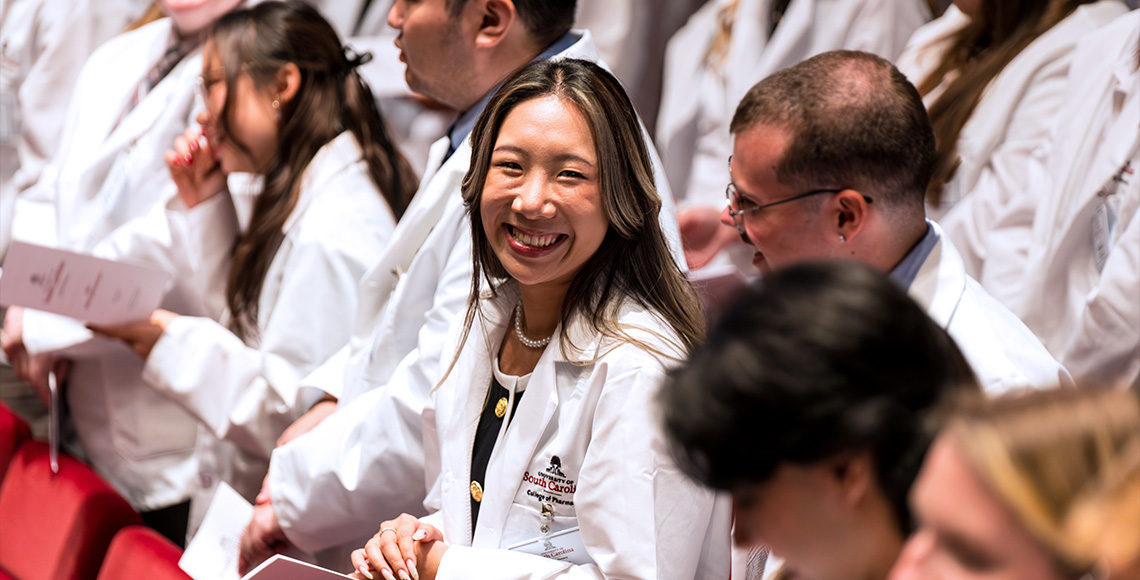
[350,58,731,580]
[86,0,418,535]
[895,0,1128,279]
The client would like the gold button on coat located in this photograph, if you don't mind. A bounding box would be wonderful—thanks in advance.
[494,397,508,418]
[470,480,483,503]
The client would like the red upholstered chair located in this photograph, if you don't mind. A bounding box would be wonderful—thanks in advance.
[97,526,191,580]
[0,403,31,484]
[0,442,141,580]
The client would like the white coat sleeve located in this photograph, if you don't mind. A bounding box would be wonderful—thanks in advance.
[268,230,474,552]
[268,373,431,552]
[435,365,731,580]
[975,141,1052,309]
[939,53,1072,279]
[1058,212,1140,387]
[94,190,237,319]
[141,229,372,460]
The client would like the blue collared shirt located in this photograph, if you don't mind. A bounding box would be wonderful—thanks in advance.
[889,220,939,289]
[443,31,582,160]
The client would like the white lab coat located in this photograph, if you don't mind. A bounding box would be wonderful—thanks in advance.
[0,0,145,259]
[656,0,930,211]
[16,18,209,511]
[268,30,690,560]
[108,132,395,527]
[894,1,1129,278]
[10,17,204,252]
[418,286,731,579]
[998,11,1140,387]
[910,222,1072,393]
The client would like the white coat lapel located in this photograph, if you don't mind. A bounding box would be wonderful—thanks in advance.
[909,222,967,329]
[438,294,509,545]
[1050,81,1140,250]
[61,21,171,185]
[356,137,466,322]
[104,34,196,156]
[474,310,599,548]
[474,338,562,548]
[744,0,807,97]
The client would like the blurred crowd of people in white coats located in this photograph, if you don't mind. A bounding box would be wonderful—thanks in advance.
[0,0,1137,578]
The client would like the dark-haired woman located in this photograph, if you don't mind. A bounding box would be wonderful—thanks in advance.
[895,0,1126,280]
[90,0,417,532]
[350,58,731,580]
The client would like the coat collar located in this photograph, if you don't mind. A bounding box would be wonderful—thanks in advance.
[908,220,968,329]
[282,131,365,233]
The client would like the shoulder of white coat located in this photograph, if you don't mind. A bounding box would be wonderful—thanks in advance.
[289,137,396,246]
[955,277,1069,393]
[82,17,172,68]
[587,302,690,375]
[1077,8,1140,58]
[1012,1,1130,67]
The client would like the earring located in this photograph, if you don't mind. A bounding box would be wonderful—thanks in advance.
[839,235,847,243]
[271,98,280,109]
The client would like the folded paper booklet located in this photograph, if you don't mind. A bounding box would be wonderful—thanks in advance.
[240,555,354,580]
[180,483,253,580]
[0,241,170,325]
[180,483,351,580]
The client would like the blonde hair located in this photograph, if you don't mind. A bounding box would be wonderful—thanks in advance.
[948,387,1140,576]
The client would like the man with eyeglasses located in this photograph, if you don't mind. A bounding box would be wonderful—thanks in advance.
[721,50,1068,395]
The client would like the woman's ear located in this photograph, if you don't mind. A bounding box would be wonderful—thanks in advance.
[275,62,302,105]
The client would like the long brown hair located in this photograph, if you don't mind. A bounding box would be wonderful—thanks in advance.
[919,0,1095,205]
[455,58,704,368]
[210,1,417,338]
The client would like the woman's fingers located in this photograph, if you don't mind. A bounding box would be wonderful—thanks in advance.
[364,536,397,580]
[350,548,375,579]
[412,523,444,544]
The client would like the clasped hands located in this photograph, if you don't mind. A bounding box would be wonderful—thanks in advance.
[350,514,448,580]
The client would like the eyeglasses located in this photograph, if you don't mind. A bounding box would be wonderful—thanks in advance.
[724,182,873,231]
[196,68,227,108]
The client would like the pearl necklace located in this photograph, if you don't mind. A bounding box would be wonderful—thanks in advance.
[514,301,552,349]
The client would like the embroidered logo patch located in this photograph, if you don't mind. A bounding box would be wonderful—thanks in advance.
[522,455,577,506]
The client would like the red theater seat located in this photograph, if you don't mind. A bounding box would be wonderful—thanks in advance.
[97,526,191,580]
[0,403,31,484]
[0,442,141,580]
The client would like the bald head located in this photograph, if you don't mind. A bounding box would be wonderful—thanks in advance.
[731,51,936,221]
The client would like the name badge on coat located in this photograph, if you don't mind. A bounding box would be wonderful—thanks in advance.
[507,526,593,566]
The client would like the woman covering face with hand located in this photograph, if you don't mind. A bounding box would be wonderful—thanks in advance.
[91,0,417,527]
[349,58,731,580]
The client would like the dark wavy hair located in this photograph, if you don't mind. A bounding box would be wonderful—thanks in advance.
[660,260,979,534]
[451,58,703,366]
[209,1,417,339]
